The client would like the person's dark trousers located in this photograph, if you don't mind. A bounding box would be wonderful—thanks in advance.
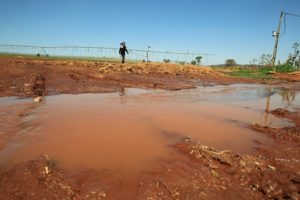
[121,54,125,63]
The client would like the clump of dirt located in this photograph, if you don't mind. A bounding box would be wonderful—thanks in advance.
[142,109,300,199]
[32,74,46,97]
[183,139,300,199]
[251,124,300,142]
[0,155,110,200]
[0,155,77,200]
[270,108,300,125]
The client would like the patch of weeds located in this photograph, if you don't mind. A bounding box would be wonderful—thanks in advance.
[275,64,297,73]
[227,67,273,79]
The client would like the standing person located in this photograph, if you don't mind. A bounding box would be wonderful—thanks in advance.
[119,42,129,63]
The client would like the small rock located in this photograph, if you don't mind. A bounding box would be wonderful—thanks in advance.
[45,166,50,175]
[98,192,106,198]
[33,96,43,102]
[268,165,276,171]
[158,192,163,196]
[220,186,226,190]
[211,169,219,178]
[67,62,74,66]
[254,162,260,167]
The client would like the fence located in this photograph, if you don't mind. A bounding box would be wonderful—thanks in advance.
[0,44,213,65]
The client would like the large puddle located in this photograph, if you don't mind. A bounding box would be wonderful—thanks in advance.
[0,84,299,175]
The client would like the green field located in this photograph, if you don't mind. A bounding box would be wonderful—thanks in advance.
[0,52,140,63]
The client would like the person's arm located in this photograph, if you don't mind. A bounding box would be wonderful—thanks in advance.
[125,48,129,54]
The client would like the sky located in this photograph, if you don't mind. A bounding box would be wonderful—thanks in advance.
[0,0,300,65]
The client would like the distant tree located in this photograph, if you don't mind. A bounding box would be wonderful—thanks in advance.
[191,60,197,65]
[286,42,299,67]
[258,54,272,66]
[225,59,237,66]
[195,56,202,66]
[249,58,258,65]
[163,59,171,63]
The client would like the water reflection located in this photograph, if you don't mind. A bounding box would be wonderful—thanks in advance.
[262,88,272,126]
[278,89,297,105]
[256,87,276,99]
[119,87,126,96]
[258,87,298,126]
[119,87,127,104]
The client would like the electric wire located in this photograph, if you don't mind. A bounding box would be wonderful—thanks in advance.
[280,11,300,38]
[285,12,300,18]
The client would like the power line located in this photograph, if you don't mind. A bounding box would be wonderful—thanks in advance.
[280,11,300,38]
[285,12,300,18]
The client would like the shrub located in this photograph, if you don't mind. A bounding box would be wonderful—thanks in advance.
[225,59,237,66]
[275,64,296,73]
[228,67,272,79]
[191,60,197,65]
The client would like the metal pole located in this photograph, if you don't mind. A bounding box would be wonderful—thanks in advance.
[41,47,47,56]
[271,11,284,68]
[146,45,151,62]
[146,50,148,62]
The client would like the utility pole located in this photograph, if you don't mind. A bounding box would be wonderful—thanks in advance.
[271,11,284,68]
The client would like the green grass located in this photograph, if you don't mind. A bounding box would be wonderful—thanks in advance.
[275,64,296,73]
[0,53,140,63]
[229,65,299,80]
[227,67,273,79]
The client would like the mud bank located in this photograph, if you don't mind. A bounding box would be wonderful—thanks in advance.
[0,56,260,98]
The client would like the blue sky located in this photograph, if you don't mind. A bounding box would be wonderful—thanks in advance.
[0,0,300,64]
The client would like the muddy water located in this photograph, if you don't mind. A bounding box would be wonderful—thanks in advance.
[0,84,298,175]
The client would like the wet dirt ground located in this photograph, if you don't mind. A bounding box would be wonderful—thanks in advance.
[0,57,300,199]
[0,56,259,98]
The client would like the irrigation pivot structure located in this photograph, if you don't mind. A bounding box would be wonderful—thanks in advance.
[0,44,213,65]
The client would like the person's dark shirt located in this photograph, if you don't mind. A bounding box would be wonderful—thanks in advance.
[119,45,128,55]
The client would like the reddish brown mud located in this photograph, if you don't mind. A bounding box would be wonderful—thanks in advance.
[0,57,300,199]
[0,56,258,98]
